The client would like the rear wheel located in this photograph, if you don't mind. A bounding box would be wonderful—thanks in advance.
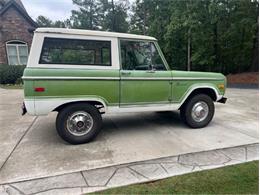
[180,94,215,128]
[56,103,102,144]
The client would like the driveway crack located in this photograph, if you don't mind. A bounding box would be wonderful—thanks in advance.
[80,171,89,187]
[8,184,26,195]
[0,117,38,172]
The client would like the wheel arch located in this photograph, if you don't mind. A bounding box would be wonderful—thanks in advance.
[53,100,107,113]
[33,98,108,115]
[178,86,221,110]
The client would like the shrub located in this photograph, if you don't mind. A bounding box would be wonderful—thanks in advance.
[0,64,26,84]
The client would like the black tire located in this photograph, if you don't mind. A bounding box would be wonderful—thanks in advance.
[180,94,215,128]
[56,103,102,144]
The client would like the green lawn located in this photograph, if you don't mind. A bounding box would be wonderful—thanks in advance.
[94,161,259,194]
[0,84,23,89]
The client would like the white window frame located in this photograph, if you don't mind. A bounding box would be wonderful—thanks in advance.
[6,40,29,65]
[29,33,120,70]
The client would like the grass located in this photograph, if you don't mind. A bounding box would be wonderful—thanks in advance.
[93,161,259,194]
[0,84,23,89]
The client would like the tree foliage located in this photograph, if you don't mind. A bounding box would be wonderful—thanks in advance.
[130,0,259,74]
[67,0,129,32]
[36,16,68,28]
[102,0,129,32]
[69,0,103,29]
[36,0,259,74]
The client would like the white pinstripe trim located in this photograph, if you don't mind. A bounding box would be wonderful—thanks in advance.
[121,77,172,80]
[22,76,120,80]
[122,77,222,81]
[22,76,222,81]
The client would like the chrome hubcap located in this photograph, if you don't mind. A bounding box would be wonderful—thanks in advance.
[191,101,209,122]
[66,111,93,136]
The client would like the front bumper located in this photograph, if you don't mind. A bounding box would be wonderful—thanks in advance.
[217,97,227,104]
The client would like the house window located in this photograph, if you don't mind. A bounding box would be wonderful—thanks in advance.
[6,41,28,65]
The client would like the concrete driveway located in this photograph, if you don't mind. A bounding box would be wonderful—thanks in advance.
[0,88,258,184]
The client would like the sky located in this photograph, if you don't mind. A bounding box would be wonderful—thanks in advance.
[21,0,134,21]
[21,0,76,21]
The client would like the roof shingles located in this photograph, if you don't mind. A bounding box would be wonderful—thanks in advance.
[0,0,26,11]
[0,0,37,27]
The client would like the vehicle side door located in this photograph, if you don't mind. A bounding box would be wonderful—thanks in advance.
[119,39,172,107]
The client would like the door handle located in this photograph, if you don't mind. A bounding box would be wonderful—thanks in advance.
[121,71,131,76]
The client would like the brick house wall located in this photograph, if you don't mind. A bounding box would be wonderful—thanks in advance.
[0,1,37,65]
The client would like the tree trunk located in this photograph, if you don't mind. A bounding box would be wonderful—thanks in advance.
[250,16,259,72]
[143,6,147,35]
[90,2,93,30]
[187,0,192,71]
[187,27,191,71]
[238,28,245,73]
[213,22,219,72]
[111,0,115,31]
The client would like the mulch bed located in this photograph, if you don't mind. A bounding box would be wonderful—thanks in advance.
[227,72,259,85]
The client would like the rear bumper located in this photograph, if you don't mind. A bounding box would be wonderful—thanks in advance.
[217,97,227,104]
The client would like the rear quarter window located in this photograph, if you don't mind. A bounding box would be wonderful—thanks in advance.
[39,37,111,66]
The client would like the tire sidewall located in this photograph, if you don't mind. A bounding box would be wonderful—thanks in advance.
[56,103,102,144]
[184,94,215,128]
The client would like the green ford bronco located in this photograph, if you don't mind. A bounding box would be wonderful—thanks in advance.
[22,28,227,144]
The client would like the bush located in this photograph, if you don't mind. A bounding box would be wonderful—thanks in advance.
[0,64,26,84]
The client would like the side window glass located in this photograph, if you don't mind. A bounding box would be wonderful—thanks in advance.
[101,48,110,65]
[39,38,111,66]
[120,40,151,70]
[120,40,166,71]
[151,43,166,71]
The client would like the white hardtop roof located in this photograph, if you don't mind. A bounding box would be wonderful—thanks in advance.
[35,28,157,41]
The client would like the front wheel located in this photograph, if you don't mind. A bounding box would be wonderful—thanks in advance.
[180,94,215,128]
[56,103,102,144]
